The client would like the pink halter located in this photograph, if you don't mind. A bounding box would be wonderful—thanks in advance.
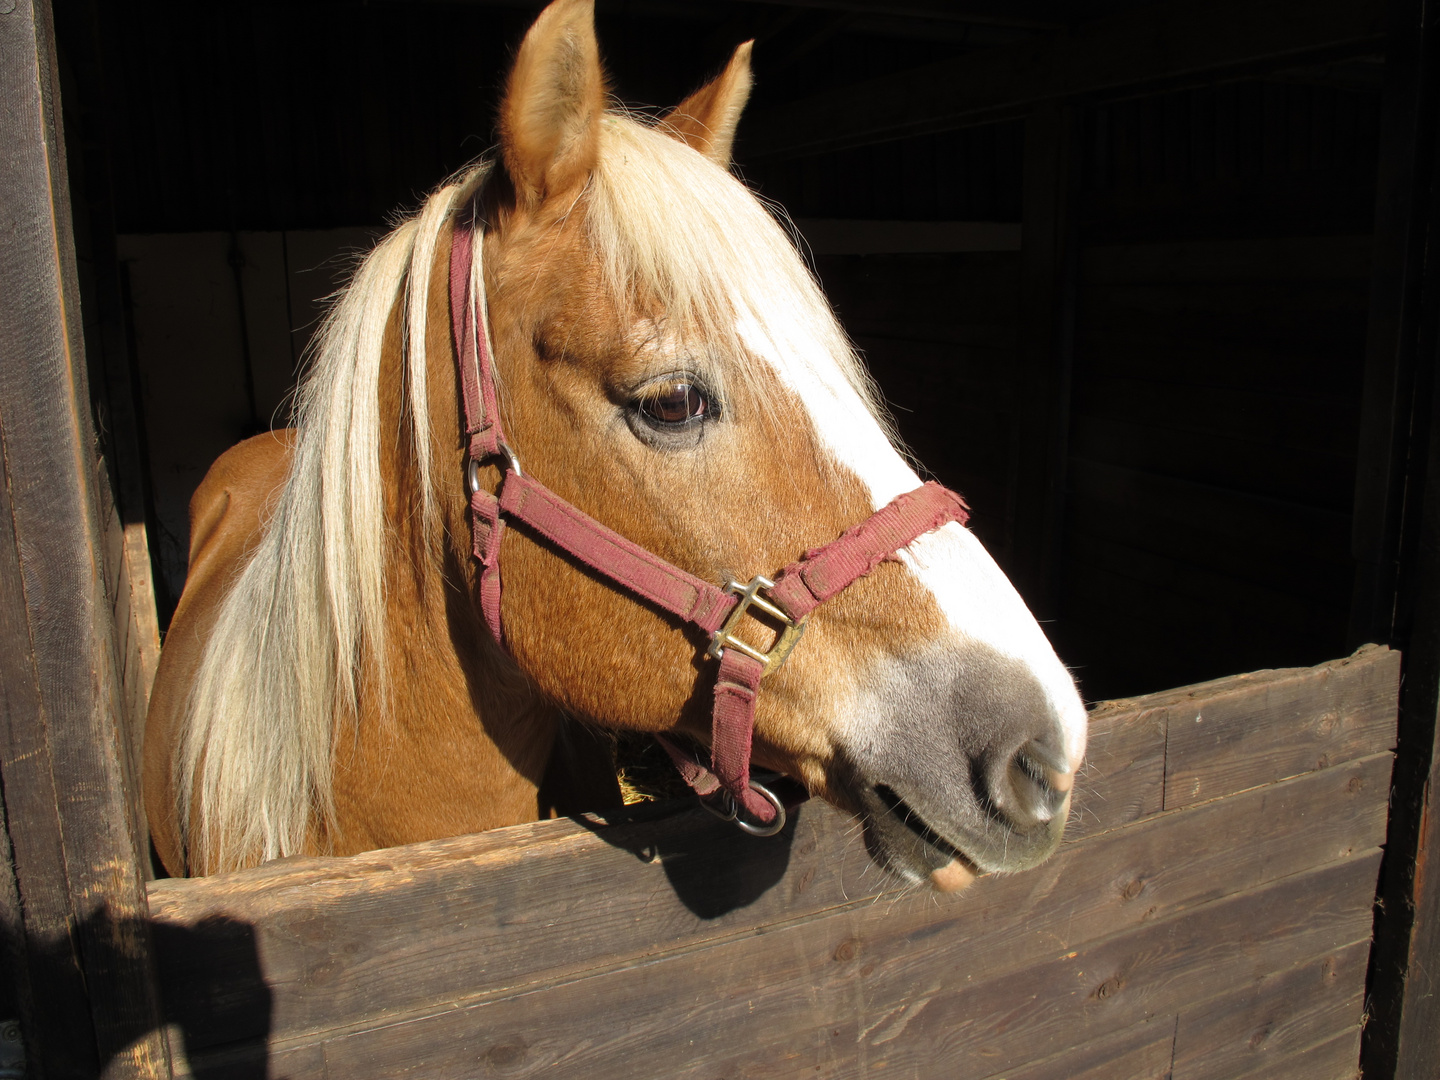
[449,201,969,833]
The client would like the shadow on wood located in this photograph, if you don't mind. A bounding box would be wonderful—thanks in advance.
[0,904,270,1080]
[574,796,802,920]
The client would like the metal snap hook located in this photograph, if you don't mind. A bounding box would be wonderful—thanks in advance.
[700,792,739,823]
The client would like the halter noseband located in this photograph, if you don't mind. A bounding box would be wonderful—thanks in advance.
[449,202,969,834]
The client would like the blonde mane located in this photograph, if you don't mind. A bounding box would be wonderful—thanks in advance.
[178,115,887,872]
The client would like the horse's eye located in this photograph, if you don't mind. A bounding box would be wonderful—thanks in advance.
[637,381,709,425]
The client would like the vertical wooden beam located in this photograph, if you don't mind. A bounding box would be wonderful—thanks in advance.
[0,1,169,1077]
[1009,105,1078,618]
[1388,361,1440,1080]
[53,0,164,857]
[1353,0,1440,1077]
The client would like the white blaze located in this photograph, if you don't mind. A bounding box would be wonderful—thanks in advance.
[739,317,1088,770]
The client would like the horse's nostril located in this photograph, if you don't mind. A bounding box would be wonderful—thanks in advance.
[993,743,1070,827]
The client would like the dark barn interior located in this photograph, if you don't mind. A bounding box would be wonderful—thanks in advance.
[5,0,1440,1076]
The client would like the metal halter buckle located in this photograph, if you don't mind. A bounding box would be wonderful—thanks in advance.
[706,575,807,677]
[699,777,788,837]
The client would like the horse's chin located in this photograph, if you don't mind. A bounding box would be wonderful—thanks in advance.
[852,782,1069,891]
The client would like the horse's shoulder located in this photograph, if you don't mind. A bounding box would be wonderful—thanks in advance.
[188,428,296,567]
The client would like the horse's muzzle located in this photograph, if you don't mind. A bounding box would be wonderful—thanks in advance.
[839,642,1077,883]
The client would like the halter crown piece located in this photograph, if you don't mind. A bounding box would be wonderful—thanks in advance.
[449,201,969,835]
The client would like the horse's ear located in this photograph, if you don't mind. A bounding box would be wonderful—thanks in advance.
[660,41,754,166]
[499,0,605,208]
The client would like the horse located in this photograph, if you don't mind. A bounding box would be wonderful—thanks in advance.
[143,0,1088,888]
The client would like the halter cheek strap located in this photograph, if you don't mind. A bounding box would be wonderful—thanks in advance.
[448,204,969,829]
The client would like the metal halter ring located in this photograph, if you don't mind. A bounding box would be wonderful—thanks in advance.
[466,442,522,495]
[700,778,788,837]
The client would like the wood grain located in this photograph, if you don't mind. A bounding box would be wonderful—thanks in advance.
[55,0,163,867]
[1158,646,1399,808]
[1065,697,1164,839]
[145,650,1397,1078]
[230,850,1379,1080]
[979,1019,1177,1080]
[1082,648,1399,817]
[157,749,1390,1063]
[1172,940,1367,1080]
[0,1,167,1076]
[1246,1029,1364,1080]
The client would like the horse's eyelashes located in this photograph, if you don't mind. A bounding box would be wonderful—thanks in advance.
[626,377,719,449]
[638,381,708,425]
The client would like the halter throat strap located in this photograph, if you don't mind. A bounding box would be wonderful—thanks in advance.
[448,202,969,827]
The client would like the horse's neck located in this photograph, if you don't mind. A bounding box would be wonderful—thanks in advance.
[321,281,561,856]
[325,576,561,854]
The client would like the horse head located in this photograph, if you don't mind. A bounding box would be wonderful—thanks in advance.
[154,0,1085,885]
[452,0,1088,887]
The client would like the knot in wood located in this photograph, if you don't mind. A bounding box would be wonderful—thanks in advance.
[484,1037,529,1070]
[1092,974,1125,1000]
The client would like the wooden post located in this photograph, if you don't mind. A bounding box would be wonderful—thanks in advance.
[1352,0,1440,1076]
[0,1,169,1077]
[1009,105,1078,618]
[53,0,165,848]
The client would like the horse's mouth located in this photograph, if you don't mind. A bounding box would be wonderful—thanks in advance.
[855,780,1065,890]
[873,784,972,862]
[854,783,978,887]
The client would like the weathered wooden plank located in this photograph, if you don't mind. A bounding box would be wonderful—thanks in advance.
[741,0,1385,159]
[54,0,164,849]
[152,801,888,1053]
[249,850,1379,1080]
[1076,646,1397,823]
[153,744,1391,1066]
[1351,0,1440,1075]
[1172,939,1367,1080]
[976,1018,1176,1080]
[0,0,168,1075]
[0,421,87,1073]
[1248,1029,1364,1080]
[832,855,1376,1080]
[1065,699,1164,839]
[1161,645,1400,808]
